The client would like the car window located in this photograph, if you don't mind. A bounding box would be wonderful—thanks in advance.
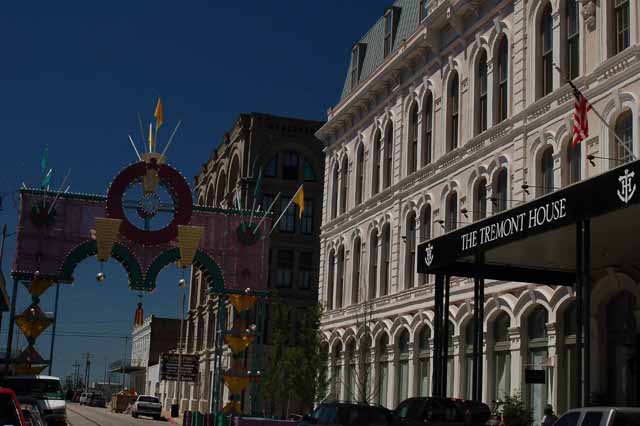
[318,405,336,424]
[396,400,410,419]
[582,412,604,426]
[0,395,21,426]
[138,396,159,403]
[554,412,581,426]
[612,412,640,426]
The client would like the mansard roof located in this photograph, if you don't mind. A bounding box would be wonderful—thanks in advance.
[341,0,421,101]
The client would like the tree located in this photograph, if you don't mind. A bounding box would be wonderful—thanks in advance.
[351,300,378,405]
[262,294,328,417]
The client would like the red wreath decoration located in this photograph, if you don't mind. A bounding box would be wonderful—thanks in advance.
[106,160,193,245]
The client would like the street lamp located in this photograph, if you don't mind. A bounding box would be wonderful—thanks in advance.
[172,275,188,418]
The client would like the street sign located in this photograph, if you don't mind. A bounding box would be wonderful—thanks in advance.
[524,369,545,384]
[160,353,199,382]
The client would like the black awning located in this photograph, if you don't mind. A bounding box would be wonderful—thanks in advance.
[417,159,640,281]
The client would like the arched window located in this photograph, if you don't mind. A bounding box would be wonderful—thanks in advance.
[419,205,432,285]
[332,342,343,399]
[336,246,345,309]
[495,169,509,213]
[340,157,349,215]
[405,213,417,289]
[384,123,394,189]
[493,312,511,401]
[408,103,419,175]
[396,330,410,404]
[448,72,460,151]
[496,36,509,123]
[527,306,549,425]
[476,50,488,135]
[423,92,433,166]
[565,0,580,79]
[474,178,487,221]
[540,147,555,196]
[614,109,633,165]
[464,320,476,399]
[446,320,455,397]
[566,142,581,185]
[446,191,458,232]
[418,327,431,396]
[205,185,214,207]
[561,302,578,412]
[540,3,554,98]
[346,340,356,401]
[381,224,391,296]
[369,231,379,300]
[355,144,365,205]
[358,335,373,403]
[606,291,637,406]
[612,0,631,56]
[352,237,361,305]
[216,171,227,207]
[264,155,278,178]
[372,131,382,195]
[377,334,390,406]
[327,250,335,310]
[331,164,339,219]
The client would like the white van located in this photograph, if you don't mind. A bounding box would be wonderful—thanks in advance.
[2,376,66,426]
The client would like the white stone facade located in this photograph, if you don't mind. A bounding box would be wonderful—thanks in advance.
[316,0,640,421]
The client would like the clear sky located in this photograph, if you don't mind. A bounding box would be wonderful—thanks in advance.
[0,1,391,386]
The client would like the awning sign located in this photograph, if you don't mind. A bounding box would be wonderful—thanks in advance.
[418,160,640,273]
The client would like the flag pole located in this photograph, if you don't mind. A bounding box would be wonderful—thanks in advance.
[254,193,281,233]
[268,185,302,237]
[128,135,142,161]
[554,64,636,161]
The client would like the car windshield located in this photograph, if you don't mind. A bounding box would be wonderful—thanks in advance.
[4,379,64,400]
[139,396,159,403]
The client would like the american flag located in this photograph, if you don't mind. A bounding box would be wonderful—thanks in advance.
[572,86,591,145]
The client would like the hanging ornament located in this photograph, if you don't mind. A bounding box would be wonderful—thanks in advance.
[134,295,144,327]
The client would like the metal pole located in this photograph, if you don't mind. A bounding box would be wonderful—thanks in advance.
[472,268,480,402]
[432,274,443,397]
[176,288,186,411]
[583,219,591,405]
[0,224,7,266]
[122,337,127,390]
[442,275,451,397]
[575,221,583,407]
[478,254,485,402]
[48,283,61,375]
[6,278,19,364]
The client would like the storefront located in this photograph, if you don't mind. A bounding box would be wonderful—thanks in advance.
[418,159,640,409]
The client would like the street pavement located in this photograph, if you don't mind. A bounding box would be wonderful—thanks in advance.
[67,403,169,426]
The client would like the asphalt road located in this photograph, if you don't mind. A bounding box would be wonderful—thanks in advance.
[67,403,169,426]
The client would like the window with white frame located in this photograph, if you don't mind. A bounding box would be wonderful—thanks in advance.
[476,50,488,135]
[540,3,554,98]
[423,92,434,166]
[496,36,509,123]
[448,72,460,151]
[405,213,417,289]
[408,103,419,174]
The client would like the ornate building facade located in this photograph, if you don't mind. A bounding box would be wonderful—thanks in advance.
[171,113,324,413]
[316,0,640,422]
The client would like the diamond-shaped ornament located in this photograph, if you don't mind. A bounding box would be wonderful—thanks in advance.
[22,278,53,297]
[15,304,53,339]
[15,346,47,365]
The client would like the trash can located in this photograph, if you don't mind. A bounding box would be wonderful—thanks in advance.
[170,404,179,418]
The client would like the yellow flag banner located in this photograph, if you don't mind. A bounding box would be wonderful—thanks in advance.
[154,98,163,131]
[223,375,251,394]
[293,185,304,219]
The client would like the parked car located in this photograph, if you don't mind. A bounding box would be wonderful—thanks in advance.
[2,376,66,426]
[298,401,394,426]
[21,403,46,426]
[553,407,640,426]
[78,393,89,405]
[87,394,106,408]
[131,395,162,420]
[393,397,490,426]
[0,387,27,426]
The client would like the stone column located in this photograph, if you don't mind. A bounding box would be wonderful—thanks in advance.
[552,10,562,91]
[509,326,523,396]
[387,347,397,408]
[407,342,416,398]
[487,59,495,128]
[452,336,461,398]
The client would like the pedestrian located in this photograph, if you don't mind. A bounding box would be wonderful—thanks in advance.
[541,404,557,426]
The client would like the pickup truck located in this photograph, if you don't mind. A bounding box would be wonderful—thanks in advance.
[554,407,640,426]
[131,395,162,420]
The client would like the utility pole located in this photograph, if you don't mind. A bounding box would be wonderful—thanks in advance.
[72,361,81,392]
[83,353,93,391]
[121,336,128,390]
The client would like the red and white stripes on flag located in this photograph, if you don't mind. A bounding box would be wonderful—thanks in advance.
[572,87,591,145]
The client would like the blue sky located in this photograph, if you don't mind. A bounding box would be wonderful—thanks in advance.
[0,1,391,385]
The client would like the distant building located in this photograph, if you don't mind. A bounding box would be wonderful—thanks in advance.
[130,316,180,395]
[170,113,325,414]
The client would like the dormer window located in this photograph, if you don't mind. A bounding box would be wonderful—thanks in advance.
[351,45,360,90]
[384,9,394,58]
[419,0,430,21]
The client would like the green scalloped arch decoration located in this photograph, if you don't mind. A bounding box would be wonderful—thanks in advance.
[59,240,144,289]
[143,248,224,292]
